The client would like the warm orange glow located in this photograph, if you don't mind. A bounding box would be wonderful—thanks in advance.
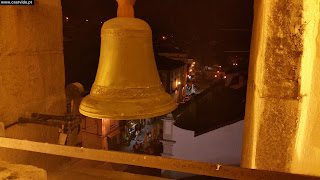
[178,81,181,85]
[224,75,227,79]
[214,75,218,78]
[162,36,167,40]
[217,71,220,73]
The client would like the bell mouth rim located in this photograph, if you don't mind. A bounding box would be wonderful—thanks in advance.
[79,93,177,120]
[79,101,177,120]
[79,105,176,120]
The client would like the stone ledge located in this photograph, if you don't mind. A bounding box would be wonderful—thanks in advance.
[0,161,47,180]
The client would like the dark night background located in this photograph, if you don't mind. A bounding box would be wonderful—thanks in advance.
[61,0,253,90]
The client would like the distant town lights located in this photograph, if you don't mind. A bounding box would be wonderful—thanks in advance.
[65,16,69,22]
[162,36,167,40]
[85,19,89,22]
[214,75,218,78]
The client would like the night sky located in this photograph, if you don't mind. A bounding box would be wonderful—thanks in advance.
[62,0,253,89]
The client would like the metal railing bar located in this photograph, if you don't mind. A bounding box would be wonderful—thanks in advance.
[0,137,319,180]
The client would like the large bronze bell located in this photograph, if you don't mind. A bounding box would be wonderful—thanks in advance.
[79,0,177,120]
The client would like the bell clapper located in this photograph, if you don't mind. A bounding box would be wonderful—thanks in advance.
[116,0,136,18]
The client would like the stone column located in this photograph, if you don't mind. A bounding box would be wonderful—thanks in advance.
[0,0,66,125]
[241,0,320,176]
[160,113,176,158]
[0,0,67,169]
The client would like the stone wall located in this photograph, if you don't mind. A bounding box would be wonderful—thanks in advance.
[0,0,68,170]
[0,0,66,126]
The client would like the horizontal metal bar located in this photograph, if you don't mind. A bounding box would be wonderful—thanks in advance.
[0,137,319,180]
[31,113,79,121]
[18,117,63,128]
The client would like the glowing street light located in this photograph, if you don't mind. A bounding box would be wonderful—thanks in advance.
[162,36,167,40]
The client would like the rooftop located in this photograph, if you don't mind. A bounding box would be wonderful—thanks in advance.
[155,55,185,71]
[154,46,186,54]
[173,82,246,135]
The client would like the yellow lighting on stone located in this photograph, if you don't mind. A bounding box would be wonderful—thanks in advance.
[241,0,320,176]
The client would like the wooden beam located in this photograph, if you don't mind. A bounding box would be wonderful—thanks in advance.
[0,137,319,180]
